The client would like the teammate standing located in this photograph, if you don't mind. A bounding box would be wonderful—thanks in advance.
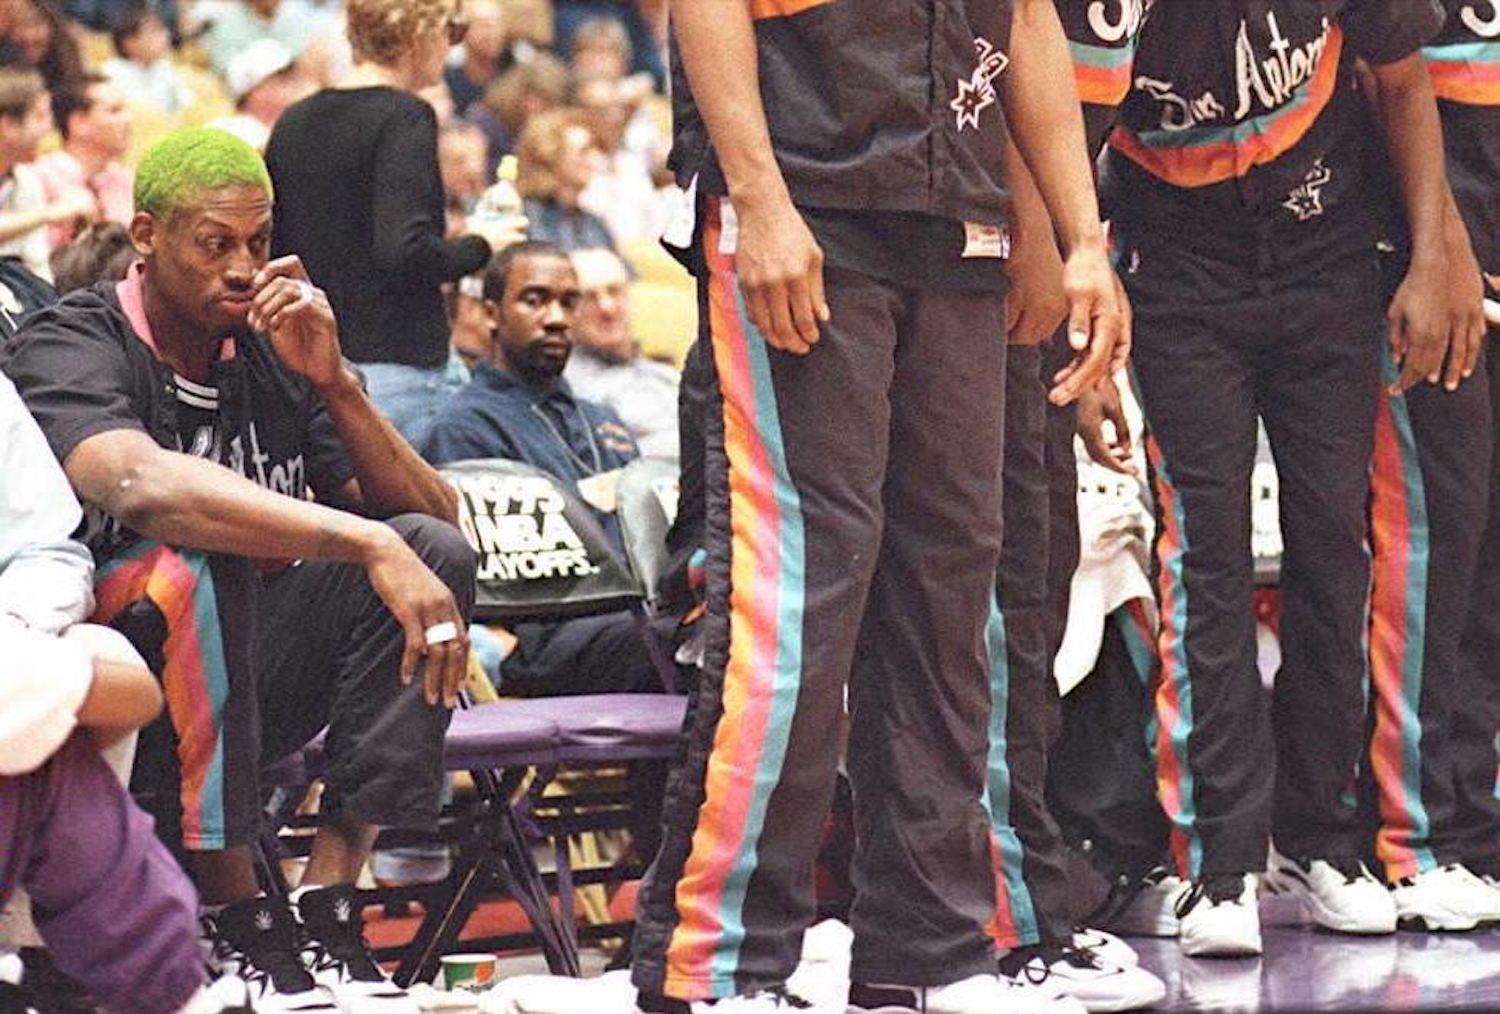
[630,0,1127,1011]
[1105,0,1467,957]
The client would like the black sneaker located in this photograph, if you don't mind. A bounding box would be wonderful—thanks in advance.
[293,885,410,1005]
[204,898,337,1013]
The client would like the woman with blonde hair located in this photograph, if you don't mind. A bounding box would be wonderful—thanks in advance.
[516,106,614,252]
[266,0,525,448]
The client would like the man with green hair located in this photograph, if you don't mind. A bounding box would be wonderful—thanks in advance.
[1,126,477,1014]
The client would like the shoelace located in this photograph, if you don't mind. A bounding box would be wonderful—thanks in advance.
[223,933,317,995]
[1325,858,1371,885]
[711,987,812,1011]
[997,948,1053,986]
[306,925,384,983]
[1174,874,1245,918]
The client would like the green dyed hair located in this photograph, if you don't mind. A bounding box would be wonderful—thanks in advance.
[133,127,273,221]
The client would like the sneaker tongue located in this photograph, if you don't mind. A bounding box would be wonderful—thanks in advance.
[1326,858,1366,884]
[1204,874,1245,904]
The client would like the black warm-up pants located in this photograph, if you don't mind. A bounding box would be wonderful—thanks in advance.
[1121,233,1383,879]
[990,340,1080,949]
[632,198,1010,1000]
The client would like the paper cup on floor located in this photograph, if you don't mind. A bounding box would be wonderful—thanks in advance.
[440,953,498,992]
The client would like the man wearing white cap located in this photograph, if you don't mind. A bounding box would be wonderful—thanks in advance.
[208,38,313,152]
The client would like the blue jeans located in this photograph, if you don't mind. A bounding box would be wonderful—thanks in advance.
[360,358,470,451]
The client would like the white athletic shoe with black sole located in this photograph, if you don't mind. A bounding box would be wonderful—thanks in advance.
[1261,850,1396,935]
[204,898,338,1013]
[1176,874,1262,958]
[1002,945,1164,1013]
[848,974,1086,1014]
[1389,865,1491,931]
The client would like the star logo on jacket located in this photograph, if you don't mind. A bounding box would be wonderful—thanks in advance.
[1281,159,1331,222]
[334,897,352,924]
[951,37,1010,131]
[255,909,274,932]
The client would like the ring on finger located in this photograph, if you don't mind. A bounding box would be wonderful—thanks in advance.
[424,620,460,645]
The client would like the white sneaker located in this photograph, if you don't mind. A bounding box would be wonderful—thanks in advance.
[1070,929,1138,968]
[1452,864,1500,923]
[1390,865,1488,931]
[848,974,1085,1014]
[178,977,257,1014]
[1261,850,1396,934]
[1176,875,1262,958]
[1028,946,1166,1012]
[1094,868,1182,938]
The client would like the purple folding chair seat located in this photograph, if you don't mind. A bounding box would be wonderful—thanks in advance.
[500,694,687,764]
[293,707,564,774]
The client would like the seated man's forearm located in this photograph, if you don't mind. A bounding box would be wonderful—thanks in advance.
[67,429,406,569]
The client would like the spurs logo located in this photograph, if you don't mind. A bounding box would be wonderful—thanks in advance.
[1282,158,1331,221]
[951,37,1009,131]
[1464,1,1500,36]
[334,897,352,923]
[1088,0,1146,42]
[255,909,274,932]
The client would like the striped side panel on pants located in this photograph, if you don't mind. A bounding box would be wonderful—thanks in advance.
[91,542,229,850]
[985,598,1040,949]
[1368,367,1438,880]
[662,198,808,996]
[1145,435,1204,880]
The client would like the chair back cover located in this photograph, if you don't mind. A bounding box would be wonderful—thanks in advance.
[443,458,643,621]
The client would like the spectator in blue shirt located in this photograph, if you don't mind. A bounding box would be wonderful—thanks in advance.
[425,241,666,697]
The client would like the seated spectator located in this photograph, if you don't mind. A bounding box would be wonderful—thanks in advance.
[443,0,508,116]
[207,38,312,152]
[425,241,666,698]
[1,127,477,1011]
[438,119,490,232]
[466,51,569,178]
[564,246,678,462]
[101,6,193,117]
[516,108,615,252]
[37,74,135,248]
[2,0,84,90]
[198,0,338,81]
[49,220,134,293]
[573,69,664,244]
[550,0,662,90]
[0,68,95,282]
[0,370,254,1014]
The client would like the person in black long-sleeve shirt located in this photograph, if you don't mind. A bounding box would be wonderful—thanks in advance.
[266,0,524,449]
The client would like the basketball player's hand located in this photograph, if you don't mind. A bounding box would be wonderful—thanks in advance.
[1389,253,1476,395]
[1077,375,1136,476]
[1050,243,1128,405]
[362,531,471,708]
[1441,227,1485,391]
[734,190,829,355]
[250,255,344,390]
[1006,230,1067,346]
